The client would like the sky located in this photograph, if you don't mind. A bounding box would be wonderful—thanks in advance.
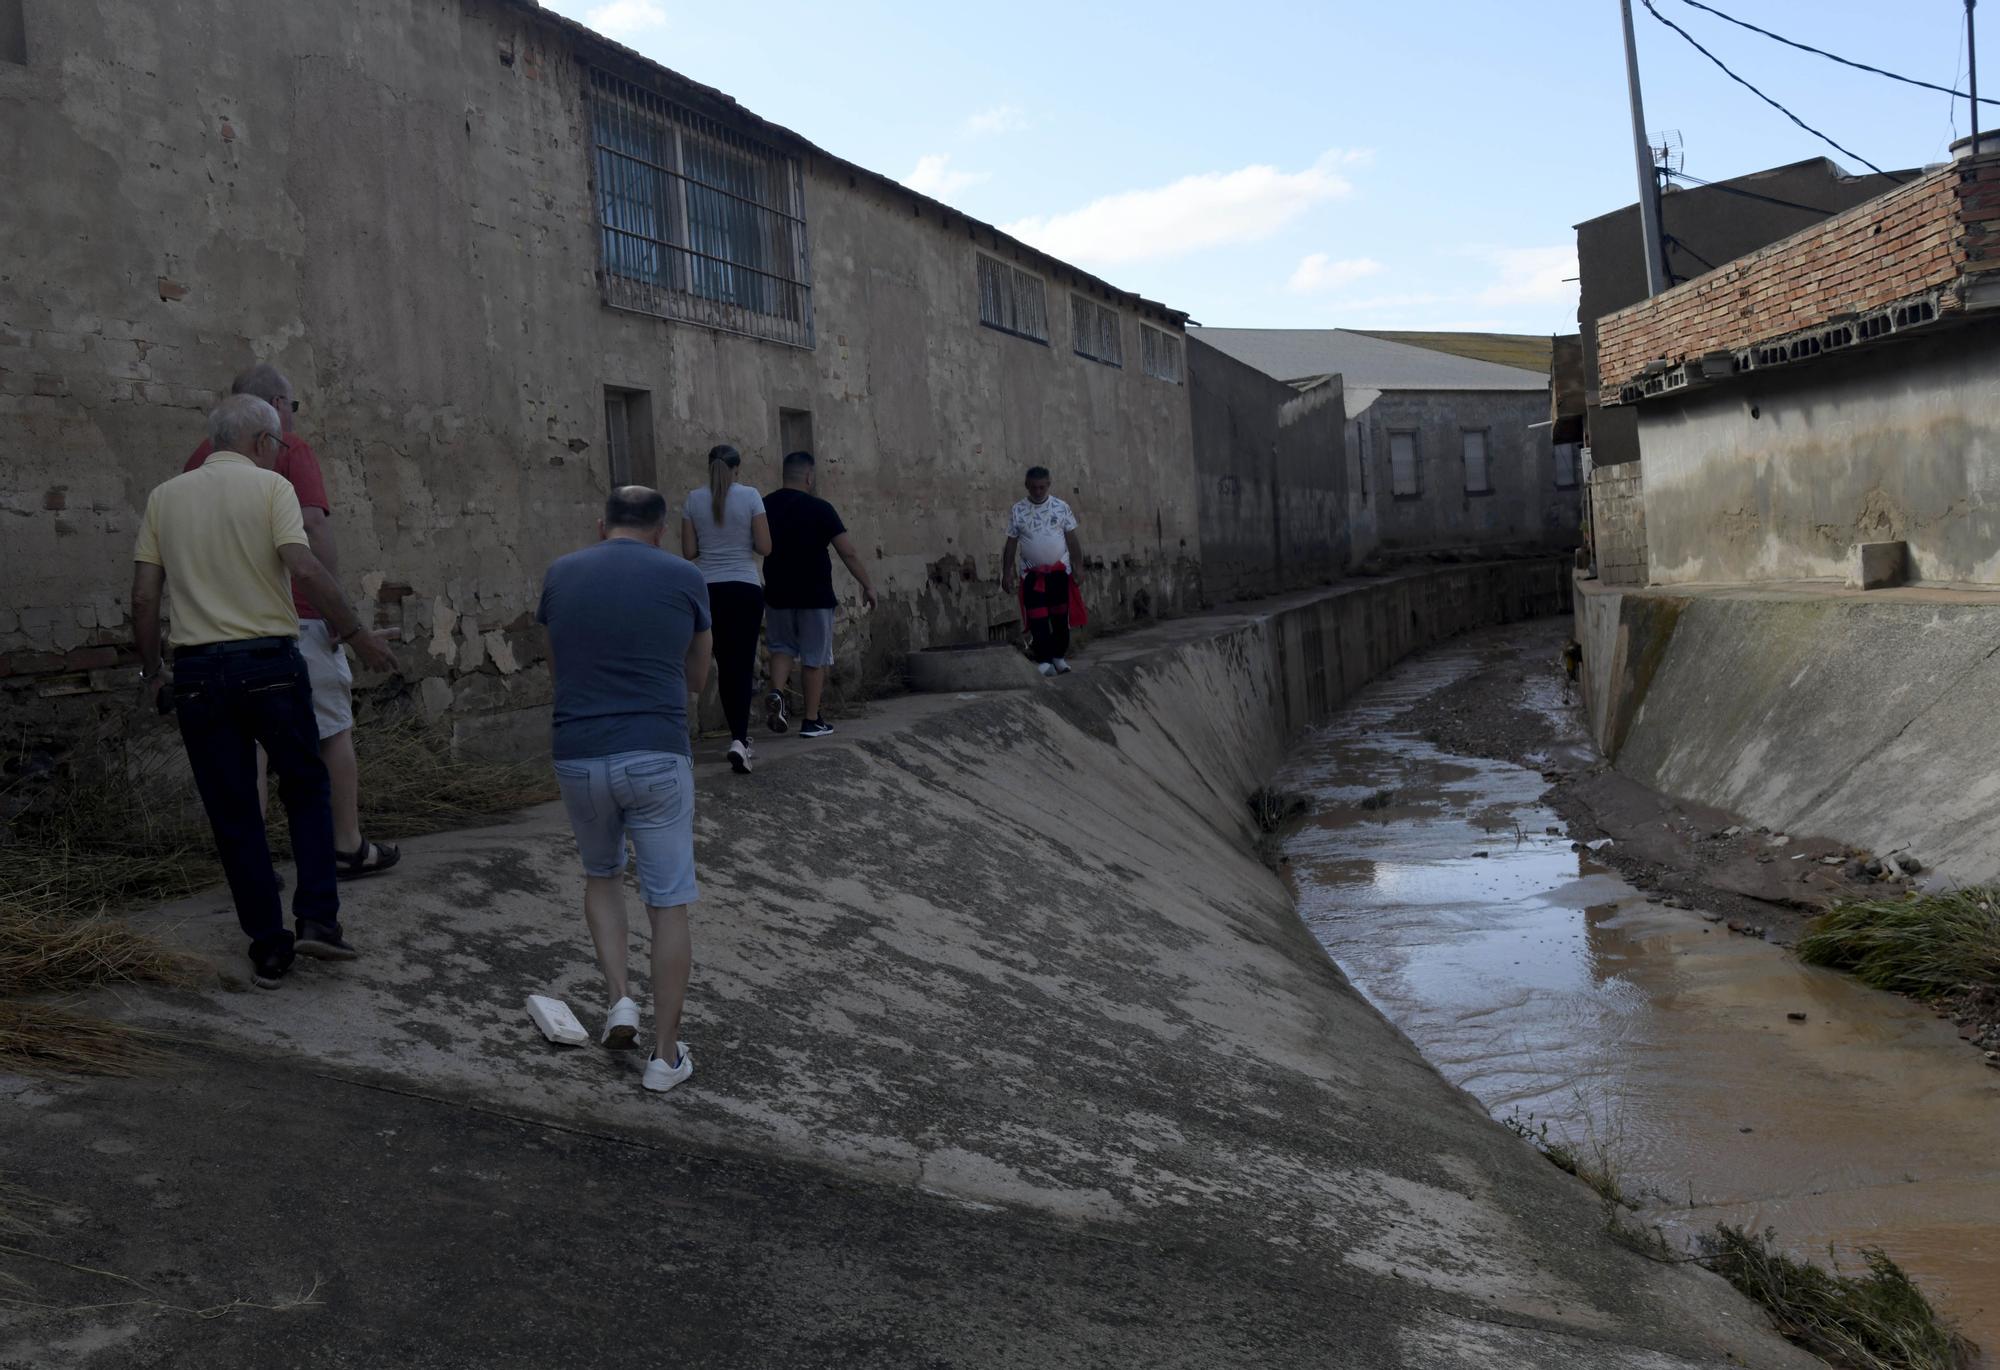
[543,0,1986,336]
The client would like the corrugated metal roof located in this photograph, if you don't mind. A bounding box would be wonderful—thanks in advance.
[1188,328,1548,390]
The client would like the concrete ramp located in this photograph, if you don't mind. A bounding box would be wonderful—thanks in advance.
[10,566,1816,1368]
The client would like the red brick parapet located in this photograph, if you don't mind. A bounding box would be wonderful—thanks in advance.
[1596,153,2000,400]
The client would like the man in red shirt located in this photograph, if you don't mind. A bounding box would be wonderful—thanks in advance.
[185,364,398,878]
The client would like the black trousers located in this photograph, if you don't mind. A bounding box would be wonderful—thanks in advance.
[708,581,765,743]
[1023,567,1071,663]
[173,642,339,963]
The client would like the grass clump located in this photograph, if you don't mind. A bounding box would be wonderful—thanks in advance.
[1798,889,2000,996]
[351,713,556,840]
[1699,1225,1976,1370]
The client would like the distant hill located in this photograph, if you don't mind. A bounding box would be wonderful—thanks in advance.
[1349,331,1553,375]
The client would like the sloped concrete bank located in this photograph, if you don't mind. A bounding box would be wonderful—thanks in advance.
[4,562,1818,1369]
[1577,577,2000,885]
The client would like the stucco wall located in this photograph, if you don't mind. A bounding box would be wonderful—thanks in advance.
[1636,327,2000,586]
[0,0,1199,755]
[1353,389,1579,556]
[1186,338,1347,601]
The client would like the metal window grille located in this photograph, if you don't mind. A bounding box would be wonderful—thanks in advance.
[1070,294,1122,366]
[1390,431,1420,498]
[588,68,813,349]
[1461,429,1490,493]
[1140,324,1182,382]
[977,253,1048,342]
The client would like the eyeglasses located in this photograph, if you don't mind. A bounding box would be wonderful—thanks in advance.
[282,398,300,413]
[256,430,285,451]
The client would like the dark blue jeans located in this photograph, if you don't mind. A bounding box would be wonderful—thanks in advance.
[173,642,340,962]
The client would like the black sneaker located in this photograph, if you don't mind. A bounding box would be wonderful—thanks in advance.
[766,690,789,734]
[295,920,359,961]
[799,718,834,739]
[251,949,295,990]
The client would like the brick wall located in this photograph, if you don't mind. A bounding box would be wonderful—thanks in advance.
[1589,464,1646,587]
[1597,154,2000,392]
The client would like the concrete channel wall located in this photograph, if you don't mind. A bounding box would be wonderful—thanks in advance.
[1578,579,2000,884]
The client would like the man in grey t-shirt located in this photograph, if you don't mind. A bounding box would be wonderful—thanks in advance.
[539,486,713,1094]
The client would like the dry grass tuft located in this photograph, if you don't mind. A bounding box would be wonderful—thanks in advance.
[351,713,556,839]
[1798,889,2000,996]
[0,1003,167,1077]
[1700,1225,1976,1370]
[0,911,204,996]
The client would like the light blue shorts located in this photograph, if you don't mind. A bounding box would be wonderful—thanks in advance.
[552,750,698,907]
[766,607,835,669]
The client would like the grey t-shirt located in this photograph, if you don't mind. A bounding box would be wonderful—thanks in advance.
[683,483,766,585]
[538,539,712,760]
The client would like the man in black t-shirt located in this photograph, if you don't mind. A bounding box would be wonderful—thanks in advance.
[763,451,877,738]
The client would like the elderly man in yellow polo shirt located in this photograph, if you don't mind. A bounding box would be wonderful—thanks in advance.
[133,393,396,988]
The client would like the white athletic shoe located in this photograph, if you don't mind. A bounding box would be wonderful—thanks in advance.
[1037,662,1057,677]
[1053,658,1072,675]
[643,1043,693,1094]
[600,997,640,1049]
[728,739,752,774]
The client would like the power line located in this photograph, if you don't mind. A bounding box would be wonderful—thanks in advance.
[1663,169,1846,216]
[1639,0,1904,180]
[1672,0,2000,108]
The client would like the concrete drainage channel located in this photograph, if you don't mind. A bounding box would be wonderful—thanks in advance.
[1277,619,1998,1363]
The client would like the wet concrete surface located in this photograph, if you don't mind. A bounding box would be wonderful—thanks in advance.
[1278,621,2000,1362]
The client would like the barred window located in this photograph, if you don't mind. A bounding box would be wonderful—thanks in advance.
[1071,294,1123,366]
[1390,431,1421,498]
[1461,429,1491,494]
[977,254,1048,342]
[588,69,813,348]
[1140,324,1182,382]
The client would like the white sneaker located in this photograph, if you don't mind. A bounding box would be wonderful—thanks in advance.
[1037,662,1057,677]
[643,1043,693,1093]
[1053,658,1072,675]
[600,997,640,1049]
[727,739,752,774]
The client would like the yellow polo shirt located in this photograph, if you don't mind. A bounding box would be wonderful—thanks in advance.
[133,452,309,647]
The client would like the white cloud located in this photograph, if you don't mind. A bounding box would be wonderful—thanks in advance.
[903,154,989,201]
[1288,254,1384,294]
[583,0,667,38]
[1467,244,1577,308]
[1001,150,1369,267]
[965,104,1028,136]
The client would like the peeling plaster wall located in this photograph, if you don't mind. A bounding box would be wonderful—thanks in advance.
[1352,390,1579,557]
[0,0,1199,755]
[1636,327,2000,586]
[1186,339,1347,602]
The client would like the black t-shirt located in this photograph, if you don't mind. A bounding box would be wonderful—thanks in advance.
[762,488,847,609]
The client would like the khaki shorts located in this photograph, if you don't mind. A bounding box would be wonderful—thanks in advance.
[297,620,356,740]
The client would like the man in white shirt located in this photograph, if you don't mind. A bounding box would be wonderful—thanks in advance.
[1000,466,1085,675]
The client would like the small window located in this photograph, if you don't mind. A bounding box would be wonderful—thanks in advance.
[0,0,24,64]
[977,253,1048,342]
[779,406,814,457]
[604,386,656,488]
[1071,294,1123,366]
[1461,429,1491,495]
[1389,431,1420,499]
[1554,441,1580,489]
[1140,324,1183,382]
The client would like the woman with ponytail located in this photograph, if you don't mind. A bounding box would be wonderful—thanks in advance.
[681,444,771,773]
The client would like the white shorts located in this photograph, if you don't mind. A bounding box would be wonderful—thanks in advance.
[297,620,356,739]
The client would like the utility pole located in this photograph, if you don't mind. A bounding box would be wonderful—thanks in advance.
[1971,1,1982,157]
[1620,0,1669,296]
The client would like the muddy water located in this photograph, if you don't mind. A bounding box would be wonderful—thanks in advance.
[1277,633,2000,1359]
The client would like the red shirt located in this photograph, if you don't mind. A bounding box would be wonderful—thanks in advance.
[185,434,331,619]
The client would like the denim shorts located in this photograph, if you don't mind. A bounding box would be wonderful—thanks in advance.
[552,750,698,907]
[766,607,835,668]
